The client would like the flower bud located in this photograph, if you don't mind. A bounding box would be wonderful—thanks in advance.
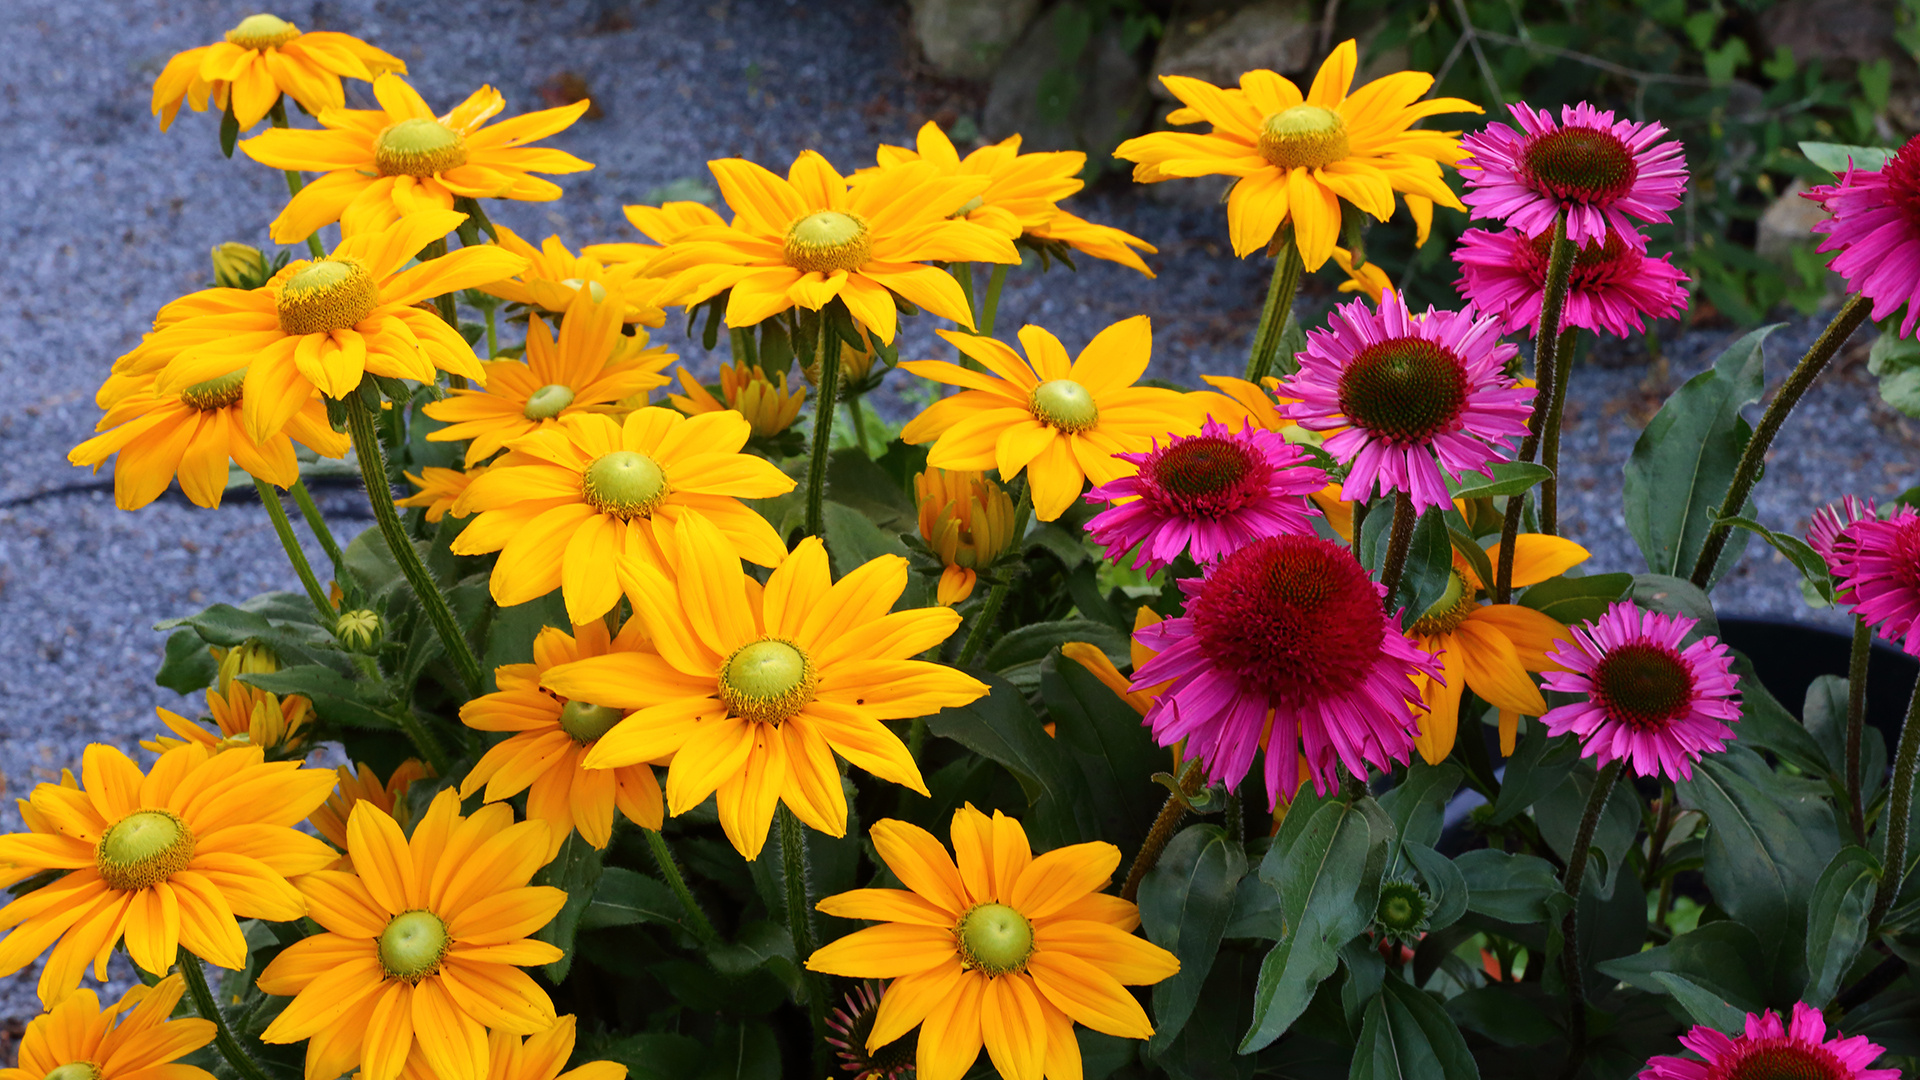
[214,640,278,694]
[915,468,1017,605]
[210,242,270,289]
[669,361,806,438]
[336,609,383,652]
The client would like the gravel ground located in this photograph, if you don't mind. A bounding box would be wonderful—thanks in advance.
[3,0,1920,1019]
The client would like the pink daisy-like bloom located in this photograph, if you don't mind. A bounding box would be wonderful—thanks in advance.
[1539,601,1740,780]
[1639,1001,1898,1080]
[1454,226,1689,338]
[1083,417,1327,573]
[1279,291,1531,513]
[1807,494,1882,569]
[1129,534,1440,807]
[1823,502,1920,655]
[1460,102,1687,247]
[1807,132,1920,335]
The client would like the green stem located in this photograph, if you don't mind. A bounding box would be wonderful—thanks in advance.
[848,394,873,457]
[268,100,325,259]
[1377,491,1417,610]
[780,806,829,1068]
[1350,497,1370,561]
[484,304,498,360]
[288,479,346,581]
[979,263,1009,338]
[255,479,335,627]
[645,828,718,943]
[1244,237,1303,383]
[343,392,485,694]
[392,709,452,780]
[177,950,278,1080]
[952,262,976,328]
[1495,217,1574,604]
[1558,760,1623,1074]
[956,488,1031,667]
[1121,760,1204,902]
[803,314,839,537]
[1870,671,1920,927]
[1847,615,1872,844]
[1690,293,1872,588]
[1540,326,1578,536]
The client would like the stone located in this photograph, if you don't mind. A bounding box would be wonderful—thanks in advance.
[908,0,1045,80]
[983,7,1149,157]
[1758,0,1897,65]
[1755,178,1828,261]
[1149,0,1317,99]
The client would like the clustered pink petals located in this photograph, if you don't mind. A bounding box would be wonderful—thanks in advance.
[1822,501,1920,655]
[1807,133,1920,336]
[1454,226,1689,338]
[1461,102,1687,246]
[1640,1002,1897,1080]
[1808,495,1881,567]
[1540,601,1740,781]
[1130,535,1440,808]
[1280,291,1530,513]
[1084,418,1326,573]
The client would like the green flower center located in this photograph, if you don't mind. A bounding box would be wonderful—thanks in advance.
[1521,127,1639,206]
[559,278,610,303]
[43,1064,100,1080]
[225,13,300,50]
[1336,336,1468,445]
[1723,1043,1850,1080]
[582,450,670,519]
[558,700,625,743]
[1591,641,1694,732]
[957,902,1034,975]
[951,195,986,218]
[276,257,380,337]
[1029,379,1099,433]
[524,384,577,420]
[718,639,817,726]
[378,910,450,982]
[784,210,872,274]
[1409,571,1474,637]
[96,810,194,892]
[1258,105,1350,170]
[374,118,469,179]
[181,368,248,412]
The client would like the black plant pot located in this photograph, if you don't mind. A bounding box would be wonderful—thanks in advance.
[1719,615,1917,739]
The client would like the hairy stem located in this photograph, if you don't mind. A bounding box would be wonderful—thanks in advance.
[1870,672,1920,927]
[645,828,718,944]
[255,479,335,627]
[780,806,829,1067]
[1121,760,1205,902]
[803,314,839,538]
[1847,615,1872,844]
[1378,491,1417,609]
[178,950,278,1080]
[1495,216,1574,603]
[1244,237,1303,384]
[1558,761,1623,1075]
[1540,327,1578,535]
[979,262,1009,338]
[287,479,345,582]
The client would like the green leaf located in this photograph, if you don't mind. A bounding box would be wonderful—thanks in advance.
[1803,674,1888,805]
[1446,461,1553,501]
[1040,654,1164,855]
[1804,846,1881,1007]
[825,447,915,530]
[1651,972,1754,1033]
[820,499,909,577]
[156,628,220,694]
[1517,572,1633,626]
[1868,329,1920,418]
[1379,760,1463,850]
[925,674,1096,847]
[1489,719,1579,825]
[1140,824,1248,1051]
[1630,573,1719,638]
[1453,849,1560,924]
[1349,975,1481,1080]
[219,99,240,157]
[1728,652,1831,778]
[708,920,802,997]
[984,620,1129,676]
[1444,986,1561,1048]
[1533,765,1640,898]
[595,1034,706,1080]
[1392,509,1456,628]
[239,666,397,731]
[1715,514,1835,602]
[1401,843,1467,932]
[581,866,691,933]
[156,602,334,667]
[1623,326,1775,583]
[479,591,568,693]
[532,831,603,982]
[1596,920,1768,1014]
[1800,141,1894,176]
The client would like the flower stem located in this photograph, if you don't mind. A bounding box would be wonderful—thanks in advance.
[979,262,1009,338]
[268,100,325,260]
[1557,760,1623,1072]
[956,488,1030,667]
[780,806,829,1065]
[1539,326,1578,536]
[287,479,345,581]
[177,949,278,1080]
[343,392,485,695]
[645,828,717,944]
[1847,615,1872,844]
[803,314,840,538]
[848,393,873,457]
[1494,217,1574,604]
[1244,237,1303,384]
[1121,759,1205,902]
[1690,293,1872,588]
[1870,671,1920,927]
[1378,491,1417,609]
[484,304,498,360]
[255,479,335,627]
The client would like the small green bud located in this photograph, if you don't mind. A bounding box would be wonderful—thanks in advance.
[336,609,383,652]
[211,242,269,289]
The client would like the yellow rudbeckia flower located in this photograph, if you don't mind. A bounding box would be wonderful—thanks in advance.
[668,360,807,438]
[142,680,311,756]
[479,225,666,326]
[396,1016,628,1080]
[8,974,216,1080]
[581,200,731,292]
[151,13,403,132]
[308,760,432,869]
[915,467,1018,605]
[398,464,483,523]
[1062,606,1170,717]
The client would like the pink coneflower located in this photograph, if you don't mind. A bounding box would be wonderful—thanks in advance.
[1807,133,1920,335]
[1540,601,1740,780]
[1825,503,1920,655]
[1454,226,1689,338]
[825,980,915,1079]
[1279,291,1531,513]
[1807,494,1881,569]
[1130,534,1440,807]
[1460,102,1687,246]
[1083,418,1326,573]
[1640,1002,1898,1080]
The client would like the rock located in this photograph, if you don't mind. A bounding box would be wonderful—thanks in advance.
[908,0,1045,80]
[983,6,1149,157]
[1758,0,1897,65]
[1756,178,1828,260]
[1149,0,1316,99]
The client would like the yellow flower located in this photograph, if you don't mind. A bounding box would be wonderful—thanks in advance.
[240,74,593,244]
[398,465,482,523]
[644,151,1019,342]
[900,317,1208,521]
[1408,534,1589,763]
[397,1016,627,1080]
[309,760,432,856]
[0,770,78,891]
[460,619,665,857]
[914,468,1018,605]
[0,743,337,1005]
[2,974,215,1080]
[581,201,730,293]
[424,290,675,465]
[1113,40,1480,267]
[1061,607,1169,717]
[449,409,793,624]
[213,640,279,691]
[1331,245,1392,301]
[151,13,403,132]
[865,121,1158,276]
[210,242,271,289]
[142,680,311,756]
[69,367,349,510]
[807,805,1179,1080]
[480,225,666,326]
[668,361,807,438]
[540,513,990,859]
[139,209,528,444]
[258,791,565,1080]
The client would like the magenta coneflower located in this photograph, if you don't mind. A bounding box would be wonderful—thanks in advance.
[1640,1001,1898,1080]
[1130,534,1439,807]
[824,980,915,1079]
[1539,601,1740,780]
[1807,132,1920,335]
[1279,291,1531,512]
[1825,503,1920,655]
[1084,418,1326,573]
[1807,494,1881,570]
[1454,226,1689,338]
[1460,102,1687,246]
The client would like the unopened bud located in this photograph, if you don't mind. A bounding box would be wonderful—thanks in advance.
[336,610,383,652]
[211,242,270,289]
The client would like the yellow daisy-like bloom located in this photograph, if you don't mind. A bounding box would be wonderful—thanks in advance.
[1112,40,1480,267]
[449,409,793,624]
[807,805,1180,1080]
[668,361,806,438]
[1,770,79,891]
[0,974,215,1080]
[1061,607,1169,717]
[480,226,666,326]
[0,743,337,1006]
[645,151,1019,342]
[309,760,432,861]
[398,1016,626,1080]
[151,13,404,132]
[398,465,483,523]
[69,367,350,510]
[900,317,1209,522]
[424,290,675,465]
[258,791,565,1080]
[240,73,593,244]
[540,513,990,859]
[865,121,1158,277]
[142,680,311,756]
[914,468,1018,605]
[1330,245,1392,302]
[460,619,665,858]
[582,201,730,292]
[143,209,528,444]
[1408,534,1589,763]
